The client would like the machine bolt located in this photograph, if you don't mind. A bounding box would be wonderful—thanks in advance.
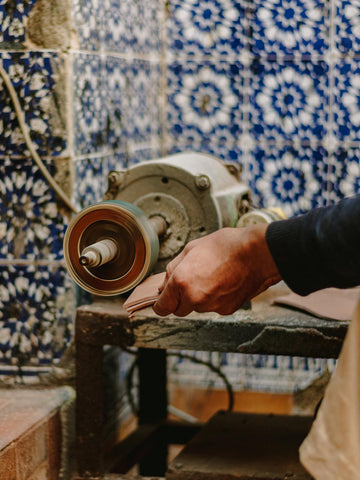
[108,170,123,187]
[195,174,211,191]
[225,162,242,180]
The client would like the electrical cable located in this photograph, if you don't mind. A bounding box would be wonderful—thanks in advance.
[169,352,234,412]
[125,350,234,419]
[0,63,78,214]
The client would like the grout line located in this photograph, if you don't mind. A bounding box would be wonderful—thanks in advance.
[238,5,253,185]
[325,0,338,205]
[70,49,162,63]
[0,259,65,267]
[160,0,169,156]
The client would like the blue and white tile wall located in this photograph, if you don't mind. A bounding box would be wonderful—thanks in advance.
[0,0,356,392]
[0,0,163,381]
[0,0,73,381]
[165,0,350,392]
[166,0,360,217]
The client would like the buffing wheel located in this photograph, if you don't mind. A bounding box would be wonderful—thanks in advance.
[63,200,159,295]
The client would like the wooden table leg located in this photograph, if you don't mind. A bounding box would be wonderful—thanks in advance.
[76,340,104,478]
[138,348,168,476]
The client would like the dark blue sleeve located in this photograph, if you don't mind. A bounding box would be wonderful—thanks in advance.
[265,195,360,295]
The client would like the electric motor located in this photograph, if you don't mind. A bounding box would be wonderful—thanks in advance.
[63,152,283,296]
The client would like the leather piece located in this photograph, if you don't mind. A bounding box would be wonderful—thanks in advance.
[123,272,166,316]
[273,287,360,321]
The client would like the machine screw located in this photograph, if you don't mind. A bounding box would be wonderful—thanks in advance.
[195,174,211,191]
[225,162,242,180]
[108,170,123,187]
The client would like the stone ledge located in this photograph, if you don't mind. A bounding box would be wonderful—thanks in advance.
[0,386,75,480]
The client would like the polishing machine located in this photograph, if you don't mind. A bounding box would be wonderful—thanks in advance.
[64,152,284,296]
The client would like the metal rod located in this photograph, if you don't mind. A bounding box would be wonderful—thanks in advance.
[149,215,167,237]
[79,238,119,267]
[79,216,166,269]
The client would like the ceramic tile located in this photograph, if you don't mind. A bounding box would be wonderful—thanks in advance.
[74,156,109,209]
[167,0,247,57]
[104,56,127,152]
[249,59,329,143]
[167,141,243,166]
[328,148,360,202]
[74,153,127,210]
[149,61,162,139]
[126,59,160,144]
[250,0,330,58]
[0,0,36,47]
[72,0,103,51]
[72,53,107,155]
[0,52,67,157]
[333,60,360,144]
[247,144,328,217]
[0,157,68,261]
[127,146,157,166]
[168,351,334,392]
[146,0,163,54]
[335,0,360,55]
[167,61,243,145]
[102,0,125,52]
[0,265,73,366]
[103,0,162,54]
[105,151,127,172]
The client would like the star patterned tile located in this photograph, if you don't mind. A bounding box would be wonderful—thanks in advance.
[0,157,68,261]
[167,0,247,57]
[73,0,162,54]
[72,53,107,156]
[335,0,360,55]
[123,0,162,55]
[127,147,157,166]
[74,153,130,208]
[250,0,330,59]
[249,59,329,143]
[105,151,127,173]
[167,61,243,145]
[102,0,125,53]
[73,157,105,210]
[0,264,73,366]
[126,59,161,144]
[104,56,127,153]
[72,0,103,51]
[333,60,360,145]
[328,148,360,202]
[73,156,117,210]
[167,141,243,167]
[0,51,68,157]
[248,144,328,216]
[0,0,36,47]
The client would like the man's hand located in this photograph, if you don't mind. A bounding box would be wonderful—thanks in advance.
[153,224,282,317]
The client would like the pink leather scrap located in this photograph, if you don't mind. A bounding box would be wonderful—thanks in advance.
[273,287,360,321]
[123,272,166,316]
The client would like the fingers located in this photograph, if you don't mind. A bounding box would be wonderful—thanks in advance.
[153,277,180,316]
[153,250,188,315]
[153,281,194,317]
[153,260,195,317]
[173,301,193,317]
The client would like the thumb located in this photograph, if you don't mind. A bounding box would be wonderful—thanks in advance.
[153,279,180,316]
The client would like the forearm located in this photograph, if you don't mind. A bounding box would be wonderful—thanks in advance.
[266,195,360,295]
